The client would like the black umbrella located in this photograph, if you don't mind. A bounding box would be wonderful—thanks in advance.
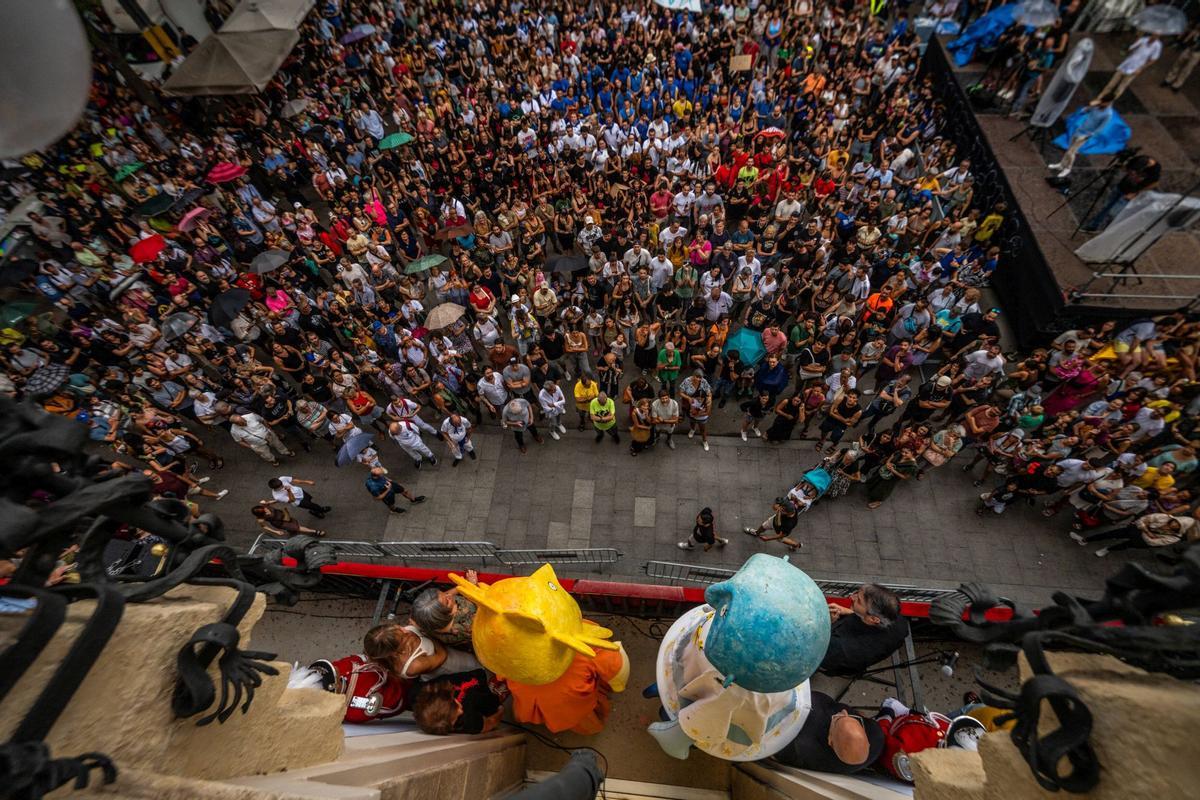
[170,187,207,210]
[209,288,252,328]
[135,194,176,217]
[250,249,292,274]
[0,259,39,288]
[547,255,588,273]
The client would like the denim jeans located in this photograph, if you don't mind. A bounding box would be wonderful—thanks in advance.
[1084,188,1130,231]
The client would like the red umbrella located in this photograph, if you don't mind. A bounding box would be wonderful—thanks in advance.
[757,127,786,139]
[177,206,211,232]
[206,162,247,184]
[129,234,167,264]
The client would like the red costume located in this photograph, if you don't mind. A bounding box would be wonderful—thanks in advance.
[311,655,413,724]
[876,711,951,782]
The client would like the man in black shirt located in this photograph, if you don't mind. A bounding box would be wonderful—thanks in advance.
[1084,155,1160,232]
[821,584,910,675]
[772,691,885,774]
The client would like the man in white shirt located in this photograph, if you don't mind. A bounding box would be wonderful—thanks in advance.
[537,380,569,439]
[963,345,1007,380]
[385,396,438,435]
[230,413,294,464]
[704,286,734,321]
[672,183,697,219]
[651,387,681,450]
[478,367,509,416]
[268,475,331,517]
[1095,35,1162,103]
[659,220,688,248]
[389,420,438,469]
[440,413,476,465]
[649,252,675,291]
[623,244,651,271]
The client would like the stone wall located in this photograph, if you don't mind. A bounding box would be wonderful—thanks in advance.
[911,653,1200,800]
[0,584,346,783]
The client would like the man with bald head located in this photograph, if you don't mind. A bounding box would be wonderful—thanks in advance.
[772,691,885,774]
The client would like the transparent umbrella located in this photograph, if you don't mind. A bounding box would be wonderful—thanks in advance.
[280,98,309,119]
[1131,5,1187,35]
[1015,0,1060,27]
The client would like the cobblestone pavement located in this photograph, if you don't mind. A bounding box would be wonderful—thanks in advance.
[205,405,1127,608]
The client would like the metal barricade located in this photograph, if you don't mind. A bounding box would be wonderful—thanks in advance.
[322,540,387,558]
[247,534,286,555]
[376,541,498,564]
[816,580,957,605]
[495,548,622,572]
[642,560,735,586]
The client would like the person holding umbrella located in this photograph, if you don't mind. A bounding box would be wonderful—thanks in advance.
[364,467,425,515]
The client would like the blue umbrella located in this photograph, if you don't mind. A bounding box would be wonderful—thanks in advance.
[723,327,766,368]
[336,432,375,467]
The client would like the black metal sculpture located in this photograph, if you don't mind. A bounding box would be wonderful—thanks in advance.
[929,543,1200,792]
[0,399,336,799]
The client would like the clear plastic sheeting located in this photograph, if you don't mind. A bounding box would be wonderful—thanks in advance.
[1074,191,1200,264]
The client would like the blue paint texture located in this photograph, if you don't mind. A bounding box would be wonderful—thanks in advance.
[702,554,831,693]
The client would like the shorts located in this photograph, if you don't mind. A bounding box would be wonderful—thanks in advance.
[691,414,709,424]
[1112,341,1131,354]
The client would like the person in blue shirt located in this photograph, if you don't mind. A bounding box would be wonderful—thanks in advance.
[1048,99,1114,178]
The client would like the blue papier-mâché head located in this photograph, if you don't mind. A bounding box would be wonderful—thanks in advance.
[703,553,831,693]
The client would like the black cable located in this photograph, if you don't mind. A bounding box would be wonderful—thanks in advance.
[502,720,610,800]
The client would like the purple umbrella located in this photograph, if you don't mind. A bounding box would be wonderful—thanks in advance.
[340,24,376,44]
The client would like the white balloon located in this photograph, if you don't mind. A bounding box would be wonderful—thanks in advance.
[0,0,92,158]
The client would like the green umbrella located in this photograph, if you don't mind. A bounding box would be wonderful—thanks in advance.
[378,132,414,150]
[404,254,447,274]
[114,162,144,182]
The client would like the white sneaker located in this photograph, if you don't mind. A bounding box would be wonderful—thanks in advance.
[215,489,229,500]
[197,476,211,484]
[677,541,694,550]
[550,430,560,440]
[1069,532,1086,545]
[1056,168,1072,179]
[558,424,567,434]
[702,441,710,452]
[1095,548,1109,557]
[667,439,676,450]
[741,430,748,441]
[862,388,875,396]
[752,427,761,438]
[1047,161,1062,171]
[688,429,695,439]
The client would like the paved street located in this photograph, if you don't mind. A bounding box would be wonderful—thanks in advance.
[204,410,1127,607]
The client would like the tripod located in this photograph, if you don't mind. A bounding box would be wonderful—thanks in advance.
[1047,146,1140,236]
[1008,121,1054,157]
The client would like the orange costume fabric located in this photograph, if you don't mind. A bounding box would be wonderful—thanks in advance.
[506,646,626,735]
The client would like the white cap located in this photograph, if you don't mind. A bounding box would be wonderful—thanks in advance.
[584,215,594,224]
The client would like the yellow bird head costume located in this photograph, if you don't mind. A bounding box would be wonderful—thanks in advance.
[450,564,618,685]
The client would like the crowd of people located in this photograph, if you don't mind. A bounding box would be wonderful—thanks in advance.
[1,0,1197,570]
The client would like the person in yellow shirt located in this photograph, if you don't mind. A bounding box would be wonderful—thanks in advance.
[672,96,693,121]
[973,202,1008,244]
[1133,462,1176,493]
[573,375,599,431]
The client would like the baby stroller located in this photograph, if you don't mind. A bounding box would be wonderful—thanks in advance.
[788,467,833,514]
[751,467,832,551]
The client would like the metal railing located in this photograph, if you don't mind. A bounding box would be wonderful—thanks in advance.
[495,548,622,567]
[642,560,737,585]
[247,534,618,570]
[642,561,958,605]
[377,541,498,562]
